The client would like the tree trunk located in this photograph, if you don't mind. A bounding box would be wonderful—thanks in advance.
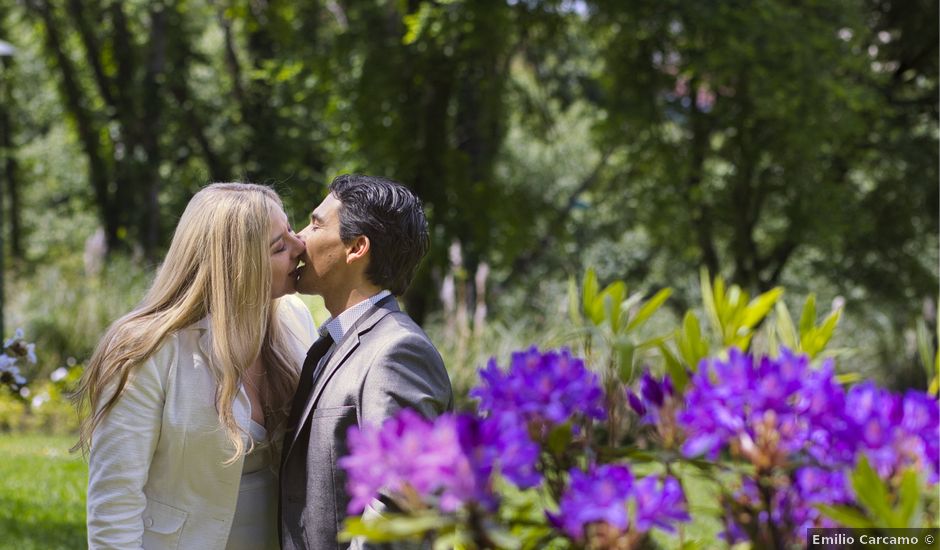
[0,55,20,260]
[31,0,119,252]
[139,6,167,260]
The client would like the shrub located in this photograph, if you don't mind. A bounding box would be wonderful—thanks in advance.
[336,274,939,549]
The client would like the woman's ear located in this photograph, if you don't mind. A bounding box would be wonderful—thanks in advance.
[345,235,370,264]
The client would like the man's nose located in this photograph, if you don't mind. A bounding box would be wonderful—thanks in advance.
[290,232,305,253]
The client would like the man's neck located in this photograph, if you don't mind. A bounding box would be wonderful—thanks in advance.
[324,285,384,318]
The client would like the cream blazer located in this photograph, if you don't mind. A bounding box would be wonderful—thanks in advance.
[86,295,316,550]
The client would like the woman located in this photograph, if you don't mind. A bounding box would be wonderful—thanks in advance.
[76,183,316,549]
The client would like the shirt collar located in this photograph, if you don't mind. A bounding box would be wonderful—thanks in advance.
[319,290,392,343]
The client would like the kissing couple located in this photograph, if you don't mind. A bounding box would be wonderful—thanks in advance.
[78,175,453,549]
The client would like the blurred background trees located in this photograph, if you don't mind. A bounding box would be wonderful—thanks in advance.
[0,0,936,395]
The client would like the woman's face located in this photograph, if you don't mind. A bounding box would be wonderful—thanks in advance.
[268,207,306,299]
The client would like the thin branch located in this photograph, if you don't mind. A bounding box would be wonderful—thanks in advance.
[499,145,617,288]
[65,0,115,108]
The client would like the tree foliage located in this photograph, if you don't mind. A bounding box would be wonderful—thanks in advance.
[0,0,935,330]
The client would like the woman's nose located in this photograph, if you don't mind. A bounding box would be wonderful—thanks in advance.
[290,232,305,255]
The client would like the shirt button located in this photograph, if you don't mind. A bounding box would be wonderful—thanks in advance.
[144,517,154,528]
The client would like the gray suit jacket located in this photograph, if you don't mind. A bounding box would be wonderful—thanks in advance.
[279,296,453,550]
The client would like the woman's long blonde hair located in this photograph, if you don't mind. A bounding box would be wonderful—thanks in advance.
[74,183,300,462]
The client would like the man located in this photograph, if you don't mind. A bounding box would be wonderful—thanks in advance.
[280,174,453,550]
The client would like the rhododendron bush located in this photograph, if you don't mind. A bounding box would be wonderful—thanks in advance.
[338,273,939,549]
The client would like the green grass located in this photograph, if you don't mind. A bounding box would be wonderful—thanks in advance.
[0,433,727,550]
[0,434,87,550]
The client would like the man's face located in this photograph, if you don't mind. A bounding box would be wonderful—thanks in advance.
[295,193,348,296]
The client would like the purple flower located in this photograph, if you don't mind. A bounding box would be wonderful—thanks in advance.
[677,348,848,464]
[627,371,678,427]
[674,346,939,545]
[556,465,633,538]
[633,476,691,533]
[471,347,606,426]
[627,390,647,416]
[902,390,940,482]
[555,464,690,540]
[725,466,854,543]
[340,409,435,513]
[459,412,542,490]
[640,371,665,407]
[340,410,494,514]
[845,383,940,482]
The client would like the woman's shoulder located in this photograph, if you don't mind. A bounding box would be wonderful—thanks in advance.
[276,294,317,345]
[140,330,187,379]
[277,294,314,323]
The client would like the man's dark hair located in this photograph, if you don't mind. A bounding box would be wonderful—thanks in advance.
[329,174,430,296]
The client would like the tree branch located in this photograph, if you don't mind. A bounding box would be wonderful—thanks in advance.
[499,145,617,288]
[29,0,117,250]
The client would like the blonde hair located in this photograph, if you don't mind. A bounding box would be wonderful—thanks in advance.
[74,183,300,463]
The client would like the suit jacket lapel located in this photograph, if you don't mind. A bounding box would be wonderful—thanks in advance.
[287,296,400,453]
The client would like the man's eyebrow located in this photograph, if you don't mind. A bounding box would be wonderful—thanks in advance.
[310,212,323,223]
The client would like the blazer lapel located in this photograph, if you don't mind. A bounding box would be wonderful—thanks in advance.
[287,296,400,453]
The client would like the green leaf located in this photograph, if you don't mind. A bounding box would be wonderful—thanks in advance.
[617,341,636,383]
[835,372,865,385]
[659,342,689,392]
[582,269,599,318]
[725,285,748,336]
[799,294,817,337]
[741,287,783,329]
[731,332,755,352]
[546,423,573,456]
[917,319,935,378]
[774,301,799,349]
[627,288,673,332]
[482,522,522,550]
[897,468,922,528]
[850,456,897,527]
[587,296,606,326]
[817,504,874,528]
[567,277,583,325]
[603,281,627,332]
[678,312,709,370]
[340,512,450,542]
[767,323,780,357]
[636,334,670,351]
[595,445,658,462]
[432,528,473,550]
[621,291,647,318]
[700,268,721,336]
[402,3,433,45]
[805,308,842,358]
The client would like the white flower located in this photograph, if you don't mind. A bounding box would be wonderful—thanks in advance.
[0,355,16,370]
[32,393,50,410]
[4,328,24,348]
[50,367,68,382]
[26,343,36,364]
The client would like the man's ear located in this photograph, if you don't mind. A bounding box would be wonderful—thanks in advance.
[345,235,370,264]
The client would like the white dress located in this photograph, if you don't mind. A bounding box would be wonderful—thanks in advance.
[226,419,279,550]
